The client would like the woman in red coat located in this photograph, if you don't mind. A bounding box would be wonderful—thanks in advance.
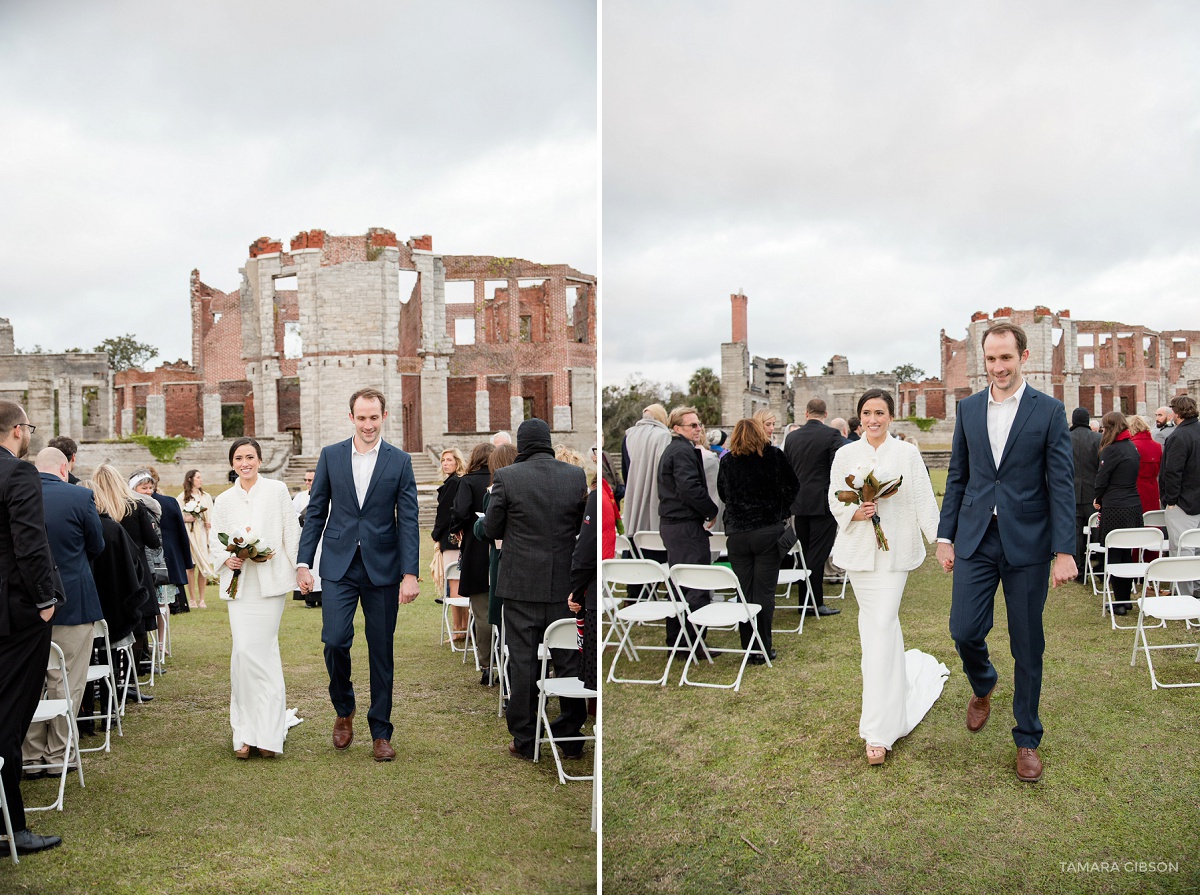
[1128,415,1163,514]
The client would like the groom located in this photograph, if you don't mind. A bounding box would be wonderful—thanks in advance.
[936,322,1076,783]
[297,387,420,762]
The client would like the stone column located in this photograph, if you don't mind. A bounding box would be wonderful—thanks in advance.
[945,393,957,422]
[203,392,222,439]
[510,395,524,431]
[475,377,489,433]
[915,392,927,418]
[420,354,449,451]
[569,367,596,436]
[146,394,166,437]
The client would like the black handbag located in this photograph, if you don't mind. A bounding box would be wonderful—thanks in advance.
[776,522,798,560]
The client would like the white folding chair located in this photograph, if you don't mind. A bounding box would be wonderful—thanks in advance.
[1083,512,1105,595]
[707,532,729,563]
[26,642,85,813]
[631,530,665,559]
[670,564,771,692]
[497,609,509,717]
[0,757,16,864]
[1177,529,1200,605]
[614,533,632,557]
[439,562,472,654]
[604,559,692,686]
[773,538,818,635]
[1131,556,1200,689]
[1101,527,1163,630]
[533,618,597,784]
[114,633,147,714]
[79,619,122,753]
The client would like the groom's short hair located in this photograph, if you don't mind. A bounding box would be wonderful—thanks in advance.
[981,321,1027,354]
[349,387,387,414]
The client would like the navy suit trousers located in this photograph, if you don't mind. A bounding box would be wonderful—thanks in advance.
[949,517,1050,748]
[321,548,399,742]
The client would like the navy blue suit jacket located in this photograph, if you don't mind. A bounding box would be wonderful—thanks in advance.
[153,491,193,585]
[39,473,104,626]
[937,384,1075,565]
[297,438,419,587]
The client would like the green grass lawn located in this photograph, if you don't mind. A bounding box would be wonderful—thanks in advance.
[602,471,1200,895]
[10,542,595,894]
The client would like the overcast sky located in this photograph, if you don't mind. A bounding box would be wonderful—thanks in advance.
[0,0,596,364]
[603,0,1200,391]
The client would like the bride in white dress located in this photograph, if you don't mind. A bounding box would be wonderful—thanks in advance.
[210,437,301,759]
[828,389,949,766]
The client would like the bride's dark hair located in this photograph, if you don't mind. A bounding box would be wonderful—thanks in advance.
[856,388,895,417]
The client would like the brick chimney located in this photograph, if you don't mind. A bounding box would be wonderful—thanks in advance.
[731,291,748,343]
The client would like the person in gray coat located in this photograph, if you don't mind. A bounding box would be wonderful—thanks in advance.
[1069,407,1101,582]
[485,418,588,761]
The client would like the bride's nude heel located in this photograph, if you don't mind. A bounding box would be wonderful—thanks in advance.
[865,745,886,766]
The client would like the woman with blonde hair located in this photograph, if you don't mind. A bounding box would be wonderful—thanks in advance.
[431,447,467,635]
[752,408,778,445]
[178,469,216,608]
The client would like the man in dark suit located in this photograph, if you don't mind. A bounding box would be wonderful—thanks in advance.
[1069,408,1100,583]
[0,401,63,853]
[484,418,587,761]
[297,388,420,763]
[782,398,843,616]
[1159,394,1200,595]
[937,322,1076,783]
[22,448,104,774]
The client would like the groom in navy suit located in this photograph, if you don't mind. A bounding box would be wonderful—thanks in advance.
[936,322,1076,783]
[297,387,420,762]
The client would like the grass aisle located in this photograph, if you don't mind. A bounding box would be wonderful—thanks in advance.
[603,473,1200,895]
[11,553,595,895]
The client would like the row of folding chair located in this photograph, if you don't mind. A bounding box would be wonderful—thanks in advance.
[1093,520,1200,631]
[437,561,593,785]
[602,558,771,692]
[1130,556,1200,690]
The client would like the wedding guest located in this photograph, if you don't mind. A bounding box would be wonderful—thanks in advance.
[1127,416,1163,515]
[569,480,598,696]
[658,406,719,647]
[621,403,671,540]
[134,467,192,617]
[178,469,215,608]
[431,448,466,634]
[473,443,517,686]
[829,389,946,765]
[1152,405,1176,445]
[290,470,322,608]
[491,431,512,447]
[717,416,799,664]
[452,444,494,648]
[828,418,850,440]
[84,477,149,645]
[126,469,166,680]
[22,448,103,776]
[1070,408,1101,583]
[753,408,778,445]
[209,437,300,758]
[783,398,843,617]
[1159,394,1200,595]
[47,436,80,484]
[847,418,861,441]
[1094,412,1142,615]
[692,422,724,533]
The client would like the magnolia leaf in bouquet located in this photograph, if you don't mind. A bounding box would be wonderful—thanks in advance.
[835,490,861,504]
[218,532,229,546]
[875,476,903,500]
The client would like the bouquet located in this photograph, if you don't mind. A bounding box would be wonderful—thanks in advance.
[218,527,275,599]
[834,460,903,551]
[182,499,207,524]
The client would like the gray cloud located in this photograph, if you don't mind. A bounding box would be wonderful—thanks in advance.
[604,0,1200,388]
[0,0,596,362]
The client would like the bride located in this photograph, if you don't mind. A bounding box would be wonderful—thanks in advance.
[210,437,300,759]
[828,389,948,766]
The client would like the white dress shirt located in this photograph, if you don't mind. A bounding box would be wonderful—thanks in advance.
[350,438,381,507]
[986,379,1027,470]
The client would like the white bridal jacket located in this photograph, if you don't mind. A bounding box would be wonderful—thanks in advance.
[827,434,940,572]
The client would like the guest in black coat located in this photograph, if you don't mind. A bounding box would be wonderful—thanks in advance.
[451,443,494,645]
[432,448,466,636]
[569,485,598,693]
[1094,412,1142,615]
[718,417,800,660]
[1070,407,1102,582]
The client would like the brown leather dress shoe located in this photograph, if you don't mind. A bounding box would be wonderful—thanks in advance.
[332,710,355,751]
[372,738,396,762]
[508,740,533,761]
[1016,747,1043,782]
[966,684,996,732]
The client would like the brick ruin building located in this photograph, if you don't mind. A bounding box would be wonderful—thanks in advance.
[902,307,1200,420]
[718,295,1200,430]
[114,229,597,457]
[0,318,113,454]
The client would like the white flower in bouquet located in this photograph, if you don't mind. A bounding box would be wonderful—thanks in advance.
[183,498,207,520]
[217,526,275,598]
[849,460,877,490]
